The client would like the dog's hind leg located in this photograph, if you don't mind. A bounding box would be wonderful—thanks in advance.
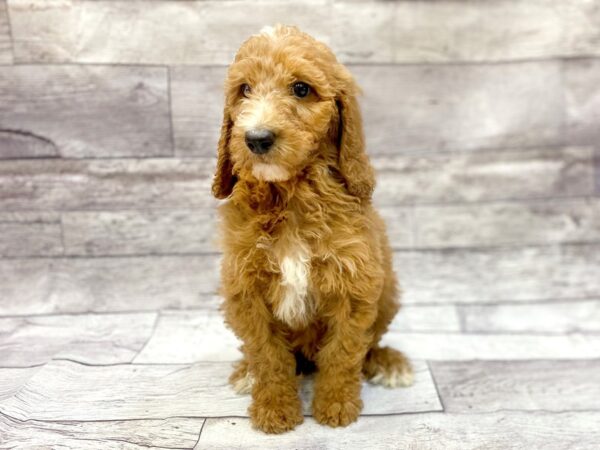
[363,244,413,388]
[363,346,413,388]
[229,352,254,395]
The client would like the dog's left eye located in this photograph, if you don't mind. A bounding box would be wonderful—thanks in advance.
[292,82,311,98]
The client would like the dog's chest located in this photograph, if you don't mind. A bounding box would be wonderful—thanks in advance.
[274,245,312,328]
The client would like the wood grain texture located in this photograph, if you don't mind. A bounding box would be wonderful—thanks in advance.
[382,331,600,361]
[402,198,600,249]
[62,209,219,256]
[431,360,600,413]
[9,1,600,64]
[0,256,221,315]
[0,313,157,367]
[397,244,600,305]
[0,158,216,211]
[565,59,600,146]
[0,360,441,421]
[198,412,600,450]
[133,310,242,363]
[596,150,600,195]
[0,212,63,257]
[0,414,204,450]
[0,0,11,64]
[8,0,331,65]
[0,65,171,158]
[0,367,40,401]
[353,62,564,154]
[335,0,600,64]
[373,146,595,206]
[172,66,226,157]
[390,305,461,332]
[460,300,600,333]
[394,1,600,63]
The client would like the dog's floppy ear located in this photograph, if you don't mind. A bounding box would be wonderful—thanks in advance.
[211,105,236,199]
[336,80,375,200]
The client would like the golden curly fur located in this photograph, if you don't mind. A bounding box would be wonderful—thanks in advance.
[212,25,413,433]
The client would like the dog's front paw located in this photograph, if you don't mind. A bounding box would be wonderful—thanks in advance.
[249,392,303,434]
[312,392,363,427]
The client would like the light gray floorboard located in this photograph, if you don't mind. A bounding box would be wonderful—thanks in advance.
[0,360,441,421]
[133,310,243,363]
[0,212,63,257]
[373,146,595,206]
[0,158,216,211]
[397,198,600,249]
[382,332,600,361]
[0,367,40,401]
[8,0,332,65]
[390,305,461,332]
[397,243,600,304]
[340,0,600,64]
[8,1,600,64]
[171,66,226,158]
[0,256,220,316]
[0,0,12,64]
[460,300,600,333]
[596,150,600,194]
[2,243,598,315]
[62,209,219,256]
[431,360,600,413]
[0,413,204,450]
[565,59,600,146]
[197,412,600,450]
[0,313,157,366]
[353,62,564,154]
[0,66,171,158]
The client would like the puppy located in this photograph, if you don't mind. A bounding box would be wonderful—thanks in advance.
[212,25,413,434]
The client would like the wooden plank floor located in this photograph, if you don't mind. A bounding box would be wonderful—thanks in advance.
[2,0,600,448]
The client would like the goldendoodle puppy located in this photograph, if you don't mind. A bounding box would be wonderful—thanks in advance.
[212,24,413,434]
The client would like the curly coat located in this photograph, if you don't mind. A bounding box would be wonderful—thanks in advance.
[212,25,412,434]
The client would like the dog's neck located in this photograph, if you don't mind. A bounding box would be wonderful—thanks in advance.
[231,155,358,231]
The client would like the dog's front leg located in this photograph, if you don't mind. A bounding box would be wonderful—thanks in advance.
[312,302,376,427]
[224,296,303,433]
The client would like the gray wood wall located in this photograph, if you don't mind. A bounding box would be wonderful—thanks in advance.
[1,0,599,308]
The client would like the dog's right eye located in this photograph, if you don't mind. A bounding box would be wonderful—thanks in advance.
[241,84,251,97]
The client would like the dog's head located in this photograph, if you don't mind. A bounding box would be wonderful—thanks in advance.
[211,25,374,200]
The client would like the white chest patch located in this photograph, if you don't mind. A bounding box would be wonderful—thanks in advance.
[275,248,311,327]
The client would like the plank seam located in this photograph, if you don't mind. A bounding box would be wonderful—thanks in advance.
[131,312,162,363]
[426,360,445,412]
[194,418,207,450]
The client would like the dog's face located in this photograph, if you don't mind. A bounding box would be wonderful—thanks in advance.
[225,28,337,183]
[212,25,375,200]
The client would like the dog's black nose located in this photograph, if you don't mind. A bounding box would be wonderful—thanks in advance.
[245,129,275,154]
